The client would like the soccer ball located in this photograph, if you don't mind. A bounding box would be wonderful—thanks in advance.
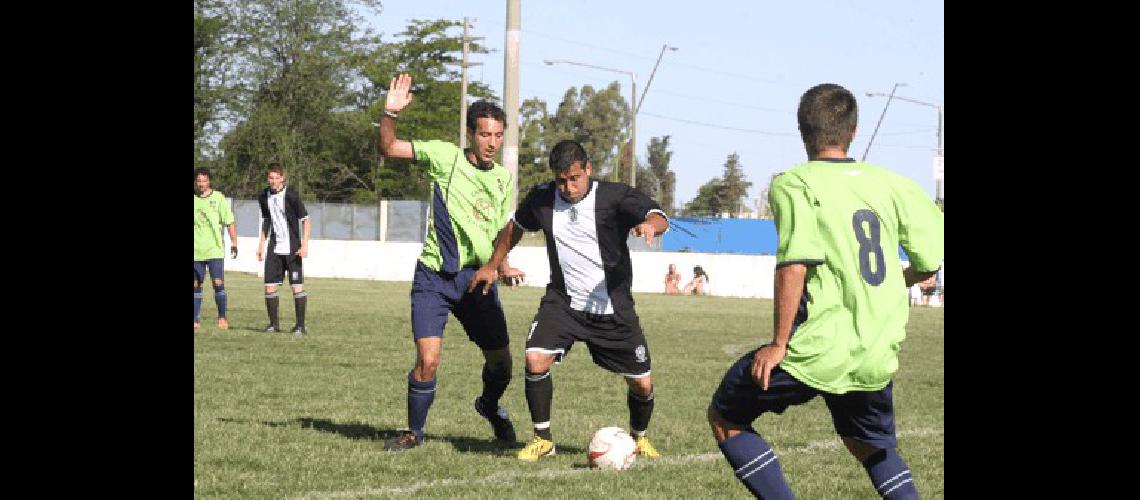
[587,427,637,470]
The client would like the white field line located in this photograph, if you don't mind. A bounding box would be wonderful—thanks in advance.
[292,427,943,499]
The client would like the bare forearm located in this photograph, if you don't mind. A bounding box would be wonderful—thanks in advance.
[487,222,523,270]
[772,264,807,348]
[301,219,311,246]
[227,224,238,244]
[379,115,397,155]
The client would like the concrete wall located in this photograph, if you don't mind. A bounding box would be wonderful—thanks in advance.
[229,237,778,299]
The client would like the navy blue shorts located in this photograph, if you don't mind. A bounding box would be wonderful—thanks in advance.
[410,260,509,351]
[710,349,897,449]
[193,259,225,284]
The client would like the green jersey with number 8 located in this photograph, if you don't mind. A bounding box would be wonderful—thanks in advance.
[769,159,944,394]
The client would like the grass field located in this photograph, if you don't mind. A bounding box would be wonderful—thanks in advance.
[194,271,944,499]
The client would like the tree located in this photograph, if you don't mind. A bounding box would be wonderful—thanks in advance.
[645,136,677,214]
[206,0,383,200]
[720,152,752,216]
[362,18,497,200]
[684,178,727,216]
[194,0,238,161]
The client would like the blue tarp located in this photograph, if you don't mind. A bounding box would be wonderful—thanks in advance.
[662,216,911,260]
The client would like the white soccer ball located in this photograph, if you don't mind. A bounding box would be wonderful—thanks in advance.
[587,426,638,471]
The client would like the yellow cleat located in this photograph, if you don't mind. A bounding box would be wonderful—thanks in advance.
[517,436,556,461]
[635,435,660,458]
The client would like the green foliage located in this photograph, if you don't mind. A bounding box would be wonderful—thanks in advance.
[645,135,677,214]
[684,152,752,217]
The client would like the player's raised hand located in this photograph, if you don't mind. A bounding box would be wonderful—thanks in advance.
[385,73,415,113]
[632,221,657,246]
[468,265,499,295]
[751,343,788,391]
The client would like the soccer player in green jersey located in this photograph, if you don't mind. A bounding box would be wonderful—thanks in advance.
[194,168,238,331]
[708,84,944,499]
[378,73,525,451]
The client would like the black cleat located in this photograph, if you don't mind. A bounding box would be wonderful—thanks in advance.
[292,325,307,337]
[474,396,517,443]
[384,430,423,451]
[264,324,280,333]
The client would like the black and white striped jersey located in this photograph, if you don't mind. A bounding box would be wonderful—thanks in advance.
[512,180,667,325]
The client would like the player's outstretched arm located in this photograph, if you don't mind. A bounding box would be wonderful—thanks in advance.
[378,73,415,160]
[469,221,526,295]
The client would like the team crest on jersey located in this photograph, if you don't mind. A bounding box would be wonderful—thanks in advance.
[634,345,647,363]
[473,197,495,222]
[497,178,505,194]
[569,206,578,223]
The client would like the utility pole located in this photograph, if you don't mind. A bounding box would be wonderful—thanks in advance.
[862,82,906,161]
[503,0,521,208]
[636,44,678,114]
[458,17,483,149]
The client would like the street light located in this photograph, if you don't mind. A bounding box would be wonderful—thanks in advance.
[861,82,907,162]
[544,58,638,188]
[865,90,944,202]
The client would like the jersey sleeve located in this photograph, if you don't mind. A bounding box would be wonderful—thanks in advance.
[770,173,825,265]
[290,190,309,221]
[218,193,234,225]
[895,179,944,272]
[412,140,461,179]
[617,184,667,232]
[511,184,544,232]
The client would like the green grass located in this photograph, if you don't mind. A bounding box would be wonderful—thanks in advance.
[195,271,944,499]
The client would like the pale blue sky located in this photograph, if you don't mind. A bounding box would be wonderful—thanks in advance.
[365,0,944,207]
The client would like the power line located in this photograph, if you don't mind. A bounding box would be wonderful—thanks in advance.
[640,112,798,136]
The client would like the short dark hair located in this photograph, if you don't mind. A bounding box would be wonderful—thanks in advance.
[797,83,858,157]
[466,100,506,131]
[694,265,709,281]
[548,140,589,174]
[267,162,285,176]
[194,168,211,180]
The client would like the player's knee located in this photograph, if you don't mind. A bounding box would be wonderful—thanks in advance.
[415,356,441,379]
[841,436,879,463]
[292,285,304,295]
[524,352,554,373]
[212,279,225,291]
[194,280,201,289]
[626,377,653,397]
[265,285,278,294]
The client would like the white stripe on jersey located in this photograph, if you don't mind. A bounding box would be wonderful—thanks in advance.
[552,181,612,314]
[267,187,291,255]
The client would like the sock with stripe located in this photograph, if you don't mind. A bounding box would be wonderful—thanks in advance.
[193,287,203,323]
[718,431,795,500]
[213,285,227,319]
[525,370,553,440]
[862,448,918,499]
[407,370,436,441]
[628,388,655,435]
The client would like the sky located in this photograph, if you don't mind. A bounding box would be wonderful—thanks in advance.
[363,0,944,208]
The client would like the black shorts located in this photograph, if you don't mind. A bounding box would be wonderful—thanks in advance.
[525,292,651,378]
[264,253,304,286]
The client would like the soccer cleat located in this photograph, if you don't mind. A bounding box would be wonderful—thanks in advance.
[292,325,306,337]
[217,318,229,330]
[474,396,516,443]
[517,436,556,461]
[383,430,423,451]
[264,325,280,333]
[635,435,661,458]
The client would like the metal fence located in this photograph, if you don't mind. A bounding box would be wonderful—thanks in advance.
[231,199,429,242]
